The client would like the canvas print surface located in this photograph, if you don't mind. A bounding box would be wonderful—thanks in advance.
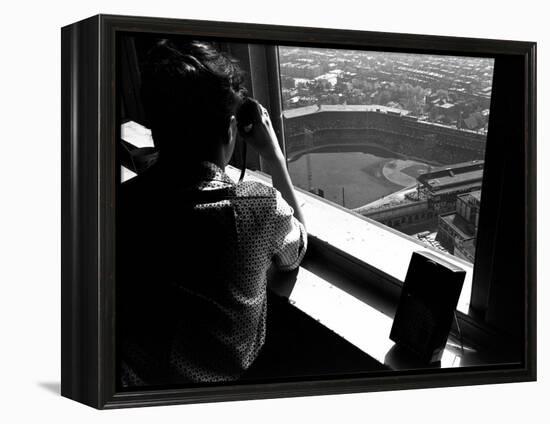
[115,32,517,391]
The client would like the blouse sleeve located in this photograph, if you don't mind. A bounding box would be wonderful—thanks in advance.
[271,189,307,271]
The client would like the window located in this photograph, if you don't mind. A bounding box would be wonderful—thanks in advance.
[277,46,494,266]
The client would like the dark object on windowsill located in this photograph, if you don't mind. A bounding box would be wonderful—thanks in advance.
[384,343,441,370]
[390,251,465,364]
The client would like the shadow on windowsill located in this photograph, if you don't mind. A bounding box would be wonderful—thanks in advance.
[37,381,60,395]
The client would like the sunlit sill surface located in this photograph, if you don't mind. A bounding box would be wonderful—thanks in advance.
[120,121,482,370]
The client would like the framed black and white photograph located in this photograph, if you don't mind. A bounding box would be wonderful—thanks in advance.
[61,14,536,409]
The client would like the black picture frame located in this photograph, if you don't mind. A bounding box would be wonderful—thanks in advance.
[61,14,536,409]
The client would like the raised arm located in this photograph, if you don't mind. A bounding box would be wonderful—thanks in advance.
[239,102,306,228]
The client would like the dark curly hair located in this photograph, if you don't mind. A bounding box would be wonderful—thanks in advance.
[140,39,247,160]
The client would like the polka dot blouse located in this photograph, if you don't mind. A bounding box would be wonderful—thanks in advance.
[118,161,307,387]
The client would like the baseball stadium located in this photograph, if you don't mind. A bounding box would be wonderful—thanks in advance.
[283,104,487,261]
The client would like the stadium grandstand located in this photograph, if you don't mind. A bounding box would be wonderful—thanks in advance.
[283,104,487,165]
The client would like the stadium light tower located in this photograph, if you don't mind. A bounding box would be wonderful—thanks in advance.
[306,153,313,191]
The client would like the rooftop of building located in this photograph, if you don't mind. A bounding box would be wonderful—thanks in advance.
[439,211,476,239]
[353,185,423,215]
[457,190,482,203]
[417,161,484,191]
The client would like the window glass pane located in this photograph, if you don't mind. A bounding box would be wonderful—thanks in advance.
[278,46,494,265]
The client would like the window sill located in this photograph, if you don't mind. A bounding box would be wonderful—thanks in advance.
[227,166,513,370]
[273,264,503,370]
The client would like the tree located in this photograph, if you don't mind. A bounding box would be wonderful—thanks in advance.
[379,90,392,105]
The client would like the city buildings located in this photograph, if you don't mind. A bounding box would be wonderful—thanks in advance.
[437,190,481,262]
